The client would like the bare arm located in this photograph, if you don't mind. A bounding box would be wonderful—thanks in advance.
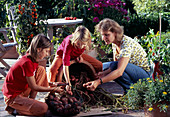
[26,76,64,93]
[101,57,129,83]
[83,57,129,91]
[63,65,73,95]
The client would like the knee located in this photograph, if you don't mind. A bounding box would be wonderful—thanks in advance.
[110,61,118,71]
[39,103,48,115]
[30,102,48,116]
[49,65,59,75]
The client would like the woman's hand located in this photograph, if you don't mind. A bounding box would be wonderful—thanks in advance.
[66,85,73,95]
[83,80,100,91]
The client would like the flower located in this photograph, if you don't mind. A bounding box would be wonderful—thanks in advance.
[123,74,170,112]
[159,80,163,82]
[148,107,153,111]
[147,78,150,80]
[163,92,167,95]
[130,86,134,89]
[93,17,99,23]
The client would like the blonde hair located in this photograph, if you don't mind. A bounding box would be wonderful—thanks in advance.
[95,18,124,42]
[27,34,52,62]
[70,25,91,50]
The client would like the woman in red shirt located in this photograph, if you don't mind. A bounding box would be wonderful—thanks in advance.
[48,25,102,95]
[2,34,65,116]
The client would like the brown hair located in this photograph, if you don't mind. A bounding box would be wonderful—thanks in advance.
[95,18,124,42]
[27,34,52,61]
[70,25,91,50]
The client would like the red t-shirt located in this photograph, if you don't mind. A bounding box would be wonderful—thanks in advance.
[2,55,38,99]
[56,35,85,66]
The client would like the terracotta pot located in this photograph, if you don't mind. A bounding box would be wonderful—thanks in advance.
[144,103,170,117]
[59,60,97,81]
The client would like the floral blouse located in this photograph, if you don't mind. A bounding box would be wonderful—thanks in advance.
[112,35,150,72]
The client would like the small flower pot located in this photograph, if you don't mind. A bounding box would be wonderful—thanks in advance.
[144,103,170,117]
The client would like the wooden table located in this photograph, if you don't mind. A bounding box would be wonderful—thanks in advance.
[46,18,83,40]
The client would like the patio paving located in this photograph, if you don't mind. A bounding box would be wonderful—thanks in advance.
[0,59,145,117]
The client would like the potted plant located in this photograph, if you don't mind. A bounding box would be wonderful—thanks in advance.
[122,74,170,117]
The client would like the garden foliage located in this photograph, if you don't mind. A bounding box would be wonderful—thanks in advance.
[123,75,170,112]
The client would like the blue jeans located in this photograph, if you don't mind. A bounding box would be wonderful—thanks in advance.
[103,61,150,92]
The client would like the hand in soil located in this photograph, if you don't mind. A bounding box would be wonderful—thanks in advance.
[66,85,73,95]
[52,86,64,93]
[83,80,99,91]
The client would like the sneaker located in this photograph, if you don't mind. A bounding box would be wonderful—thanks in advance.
[5,106,15,115]
[5,106,18,115]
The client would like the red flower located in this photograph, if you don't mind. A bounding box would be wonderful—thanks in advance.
[93,17,99,23]
[18,5,21,10]
[98,9,103,15]
[149,48,152,52]
[152,52,155,56]
[30,34,33,38]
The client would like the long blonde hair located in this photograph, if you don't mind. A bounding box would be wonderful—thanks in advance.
[95,18,124,42]
[70,25,91,50]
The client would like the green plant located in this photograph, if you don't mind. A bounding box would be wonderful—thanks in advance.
[123,74,170,112]
[14,0,47,54]
[135,29,170,74]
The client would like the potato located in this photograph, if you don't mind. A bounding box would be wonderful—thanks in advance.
[57,107,63,113]
[71,97,78,102]
[54,97,59,101]
[64,104,72,109]
[68,98,73,104]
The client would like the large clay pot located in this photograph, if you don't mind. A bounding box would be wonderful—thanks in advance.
[144,102,170,117]
[58,60,97,81]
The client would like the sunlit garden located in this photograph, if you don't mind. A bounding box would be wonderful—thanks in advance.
[0,0,169,116]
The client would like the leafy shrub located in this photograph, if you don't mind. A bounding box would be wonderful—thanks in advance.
[123,75,170,112]
[135,29,170,74]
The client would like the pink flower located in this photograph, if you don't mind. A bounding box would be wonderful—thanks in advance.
[124,16,130,22]
[98,8,103,15]
[93,17,99,23]
[123,9,128,15]
[122,2,126,7]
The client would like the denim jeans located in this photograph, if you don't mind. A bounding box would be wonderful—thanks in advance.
[103,61,150,92]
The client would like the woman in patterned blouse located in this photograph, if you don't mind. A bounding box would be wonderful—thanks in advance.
[83,18,151,93]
